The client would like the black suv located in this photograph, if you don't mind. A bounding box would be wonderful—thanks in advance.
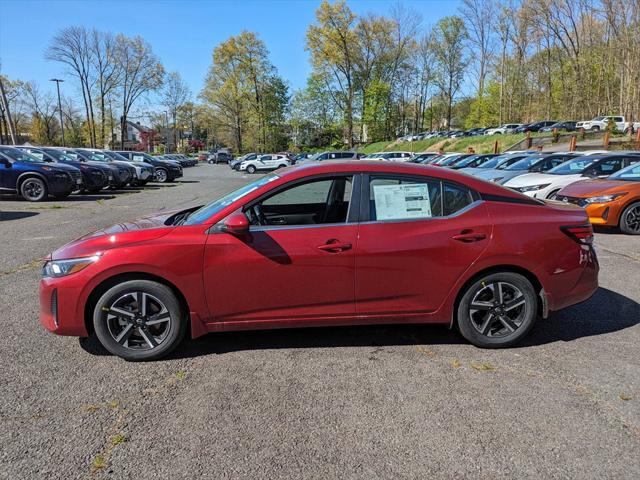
[0,145,82,201]
[56,148,133,189]
[16,146,110,193]
[115,151,183,183]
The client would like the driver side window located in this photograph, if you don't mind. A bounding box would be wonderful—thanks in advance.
[246,176,353,227]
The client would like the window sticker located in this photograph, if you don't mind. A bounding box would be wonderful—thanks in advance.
[373,183,432,220]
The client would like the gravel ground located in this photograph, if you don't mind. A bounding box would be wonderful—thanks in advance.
[1,164,638,479]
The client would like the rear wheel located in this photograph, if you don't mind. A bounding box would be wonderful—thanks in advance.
[93,280,187,361]
[619,201,640,235]
[457,272,537,348]
[20,177,48,202]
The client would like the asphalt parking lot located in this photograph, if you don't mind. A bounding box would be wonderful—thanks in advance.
[1,164,638,479]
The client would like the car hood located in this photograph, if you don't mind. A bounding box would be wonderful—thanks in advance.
[52,211,177,260]
[22,162,79,173]
[504,172,580,187]
[557,179,638,197]
[475,168,523,180]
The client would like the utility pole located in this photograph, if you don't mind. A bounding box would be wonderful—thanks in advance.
[164,111,170,153]
[50,79,65,146]
[0,76,18,144]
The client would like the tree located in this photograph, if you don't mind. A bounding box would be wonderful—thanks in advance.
[90,29,121,147]
[307,0,358,147]
[432,16,468,129]
[23,81,58,144]
[46,26,97,146]
[116,34,164,148]
[162,71,191,152]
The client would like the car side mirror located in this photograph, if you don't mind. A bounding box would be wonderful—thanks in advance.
[219,212,249,236]
[1,159,11,168]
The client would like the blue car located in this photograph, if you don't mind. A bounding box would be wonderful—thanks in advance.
[0,146,83,201]
[16,146,111,193]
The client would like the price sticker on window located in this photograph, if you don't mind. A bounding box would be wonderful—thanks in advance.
[373,183,432,220]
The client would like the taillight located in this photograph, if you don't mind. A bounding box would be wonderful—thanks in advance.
[561,224,594,245]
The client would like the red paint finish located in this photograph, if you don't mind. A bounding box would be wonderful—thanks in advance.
[39,161,598,340]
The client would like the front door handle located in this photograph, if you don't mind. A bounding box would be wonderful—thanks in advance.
[317,239,352,253]
[452,230,487,243]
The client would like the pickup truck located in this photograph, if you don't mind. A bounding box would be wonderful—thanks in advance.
[576,115,638,133]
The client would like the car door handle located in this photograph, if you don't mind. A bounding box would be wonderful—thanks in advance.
[317,240,352,253]
[452,231,487,243]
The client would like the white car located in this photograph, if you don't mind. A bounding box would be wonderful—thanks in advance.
[485,124,522,135]
[239,154,290,174]
[576,115,630,132]
[503,153,640,199]
[365,151,414,162]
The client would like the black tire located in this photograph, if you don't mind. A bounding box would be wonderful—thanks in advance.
[93,280,187,361]
[619,201,640,235]
[20,177,48,202]
[246,165,257,174]
[546,189,560,199]
[53,191,72,200]
[155,168,169,183]
[456,272,537,348]
[592,126,600,132]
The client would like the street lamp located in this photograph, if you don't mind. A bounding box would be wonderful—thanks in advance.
[50,79,65,146]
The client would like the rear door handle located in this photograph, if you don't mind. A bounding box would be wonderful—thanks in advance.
[452,231,487,243]
[317,240,352,253]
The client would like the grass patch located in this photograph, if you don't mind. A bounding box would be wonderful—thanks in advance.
[91,454,107,471]
[470,362,495,371]
[175,370,187,380]
[110,434,126,446]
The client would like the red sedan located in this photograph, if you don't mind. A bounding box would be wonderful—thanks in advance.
[40,161,598,360]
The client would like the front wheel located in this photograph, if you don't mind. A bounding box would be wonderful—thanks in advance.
[456,272,537,348]
[619,201,640,235]
[20,177,48,202]
[93,280,187,361]
[155,168,168,183]
[246,165,257,174]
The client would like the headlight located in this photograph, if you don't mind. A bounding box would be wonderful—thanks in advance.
[517,183,551,192]
[42,255,100,278]
[584,193,627,204]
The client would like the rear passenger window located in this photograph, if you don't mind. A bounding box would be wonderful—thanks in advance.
[443,183,474,216]
[370,177,442,221]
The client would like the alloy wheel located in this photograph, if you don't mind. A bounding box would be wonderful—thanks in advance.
[469,281,527,338]
[623,205,640,233]
[155,169,168,183]
[22,179,45,201]
[103,291,172,350]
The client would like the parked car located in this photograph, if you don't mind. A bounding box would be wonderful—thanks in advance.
[459,152,536,176]
[39,160,599,360]
[515,121,557,133]
[239,154,290,173]
[449,154,499,170]
[504,153,640,199]
[207,152,233,164]
[365,151,414,162]
[0,145,82,201]
[163,154,197,167]
[539,121,577,133]
[554,162,640,235]
[474,153,579,184]
[410,153,439,163]
[77,149,151,187]
[437,154,476,167]
[56,148,133,189]
[230,153,261,171]
[115,151,183,183]
[302,151,359,162]
[485,124,523,135]
[294,153,313,164]
[15,146,110,194]
[576,115,631,132]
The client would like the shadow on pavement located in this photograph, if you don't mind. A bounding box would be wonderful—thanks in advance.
[0,211,39,221]
[80,287,639,360]
[593,225,620,235]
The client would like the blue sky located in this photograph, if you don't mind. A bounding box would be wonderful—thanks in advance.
[0,0,461,103]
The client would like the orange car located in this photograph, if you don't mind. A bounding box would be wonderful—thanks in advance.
[555,162,640,234]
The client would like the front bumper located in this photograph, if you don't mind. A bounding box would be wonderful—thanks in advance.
[40,274,89,337]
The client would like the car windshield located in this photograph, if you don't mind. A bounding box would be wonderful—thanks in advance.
[183,174,279,225]
[0,147,44,163]
[441,155,463,166]
[454,155,481,167]
[309,152,325,161]
[43,149,75,162]
[478,155,512,169]
[608,163,640,181]
[548,157,595,175]
[504,156,543,170]
[105,151,130,162]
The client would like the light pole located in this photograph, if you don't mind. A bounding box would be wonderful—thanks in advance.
[50,79,65,146]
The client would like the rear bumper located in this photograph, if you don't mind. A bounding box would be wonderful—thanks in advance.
[542,246,599,312]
